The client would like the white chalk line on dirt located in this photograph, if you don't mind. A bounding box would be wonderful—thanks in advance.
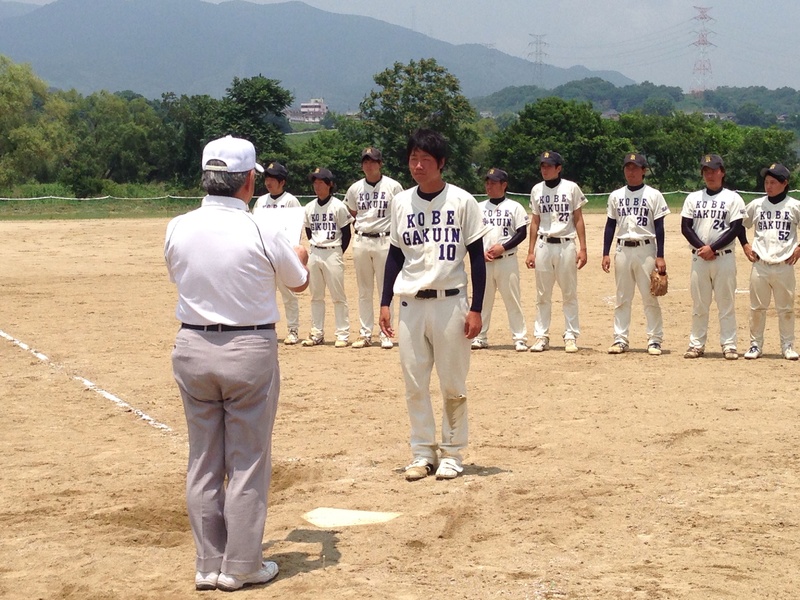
[1,329,173,433]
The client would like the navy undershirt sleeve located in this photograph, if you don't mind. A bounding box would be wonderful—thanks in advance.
[502,226,527,251]
[340,223,351,252]
[602,218,616,256]
[681,217,705,249]
[380,244,404,307]
[654,217,665,258]
[467,238,486,313]
[710,219,742,251]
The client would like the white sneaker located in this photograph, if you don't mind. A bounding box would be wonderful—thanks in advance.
[529,337,549,352]
[283,329,299,345]
[564,339,579,353]
[608,342,628,354]
[195,570,219,591]
[744,345,762,360]
[380,337,394,349]
[216,561,279,591]
[435,457,464,480]
[471,338,489,350]
[351,337,371,348]
[647,343,662,356]
[404,457,436,481]
[784,346,799,361]
[515,340,528,352]
[334,339,349,349]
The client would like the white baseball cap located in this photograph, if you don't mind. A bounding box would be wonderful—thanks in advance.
[201,135,264,173]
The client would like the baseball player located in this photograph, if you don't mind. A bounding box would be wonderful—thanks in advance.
[302,168,353,347]
[525,151,588,353]
[741,163,800,360]
[680,153,745,360]
[379,128,488,481]
[602,153,670,355]
[252,161,303,345]
[344,147,404,349]
[471,167,529,352]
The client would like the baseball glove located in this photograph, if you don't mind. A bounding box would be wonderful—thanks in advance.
[649,270,668,297]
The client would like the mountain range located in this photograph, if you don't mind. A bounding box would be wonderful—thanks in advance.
[0,0,635,111]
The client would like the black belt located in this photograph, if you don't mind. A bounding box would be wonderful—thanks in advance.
[495,252,516,260]
[540,236,566,244]
[181,323,275,332]
[311,244,337,249]
[358,231,388,238]
[415,288,459,299]
[619,239,651,247]
[692,248,733,257]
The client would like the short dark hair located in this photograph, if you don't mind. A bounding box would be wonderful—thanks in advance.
[406,128,448,165]
[202,159,249,196]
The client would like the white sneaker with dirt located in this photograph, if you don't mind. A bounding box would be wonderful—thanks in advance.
[784,346,799,361]
[404,458,436,481]
[514,340,528,352]
[608,342,628,354]
[744,345,762,360]
[471,338,489,350]
[351,337,371,348]
[334,339,349,349]
[435,457,464,480]
[195,570,219,591]
[647,343,662,356]
[283,329,299,345]
[380,337,394,349]
[564,339,579,353]
[529,337,549,352]
[723,346,739,360]
[216,561,279,592]
[683,346,704,359]
[301,336,323,347]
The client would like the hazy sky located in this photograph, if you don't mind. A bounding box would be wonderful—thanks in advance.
[25,0,800,91]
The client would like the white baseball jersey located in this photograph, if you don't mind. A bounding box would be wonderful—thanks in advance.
[252,191,301,211]
[304,197,353,248]
[390,183,489,295]
[744,194,800,263]
[530,179,587,238]
[344,175,403,234]
[680,189,746,248]
[478,197,530,251]
[607,184,670,239]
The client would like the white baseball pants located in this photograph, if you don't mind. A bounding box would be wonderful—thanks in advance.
[353,234,392,342]
[276,279,299,332]
[398,293,470,464]
[749,260,796,351]
[689,251,737,350]
[613,243,663,346]
[477,253,527,344]
[308,246,349,341]
[533,238,580,341]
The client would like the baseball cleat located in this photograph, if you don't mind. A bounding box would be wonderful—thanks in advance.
[723,347,739,360]
[301,336,324,347]
[380,337,394,349]
[471,338,489,350]
[683,346,704,359]
[647,343,662,356]
[435,457,464,480]
[608,342,628,354]
[529,337,549,352]
[195,570,219,591]
[783,346,799,361]
[283,329,299,345]
[744,345,762,360]
[514,340,528,352]
[216,561,279,591]
[351,337,372,348]
[334,339,349,348]
[564,339,579,353]
[404,458,436,481]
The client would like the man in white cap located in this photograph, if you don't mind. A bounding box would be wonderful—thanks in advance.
[165,135,309,591]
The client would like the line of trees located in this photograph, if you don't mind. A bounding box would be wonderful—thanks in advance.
[1,54,797,199]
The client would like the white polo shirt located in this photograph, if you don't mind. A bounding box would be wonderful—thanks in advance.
[165,195,307,326]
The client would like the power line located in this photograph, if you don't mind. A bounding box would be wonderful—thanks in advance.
[691,6,716,93]
[527,34,547,88]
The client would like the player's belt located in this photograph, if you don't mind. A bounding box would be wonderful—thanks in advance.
[310,244,338,249]
[415,288,460,299]
[539,235,567,244]
[495,252,516,260]
[358,231,388,238]
[691,248,733,257]
[618,239,651,247]
[181,323,275,332]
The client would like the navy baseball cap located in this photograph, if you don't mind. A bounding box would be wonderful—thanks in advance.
[309,167,334,181]
[540,151,563,166]
[760,163,791,182]
[361,147,383,161]
[264,161,288,179]
[623,153,648,168]
[700,154,724,169]
[485,168,508,182]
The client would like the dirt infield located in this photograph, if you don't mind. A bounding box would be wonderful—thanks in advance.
[2,215,800,599]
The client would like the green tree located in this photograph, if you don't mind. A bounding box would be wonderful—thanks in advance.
[359,58,479,190]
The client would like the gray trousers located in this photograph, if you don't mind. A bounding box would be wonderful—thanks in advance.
[171,327,279,575]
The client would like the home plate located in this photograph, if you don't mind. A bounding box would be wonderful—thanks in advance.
[302,507,402,528]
